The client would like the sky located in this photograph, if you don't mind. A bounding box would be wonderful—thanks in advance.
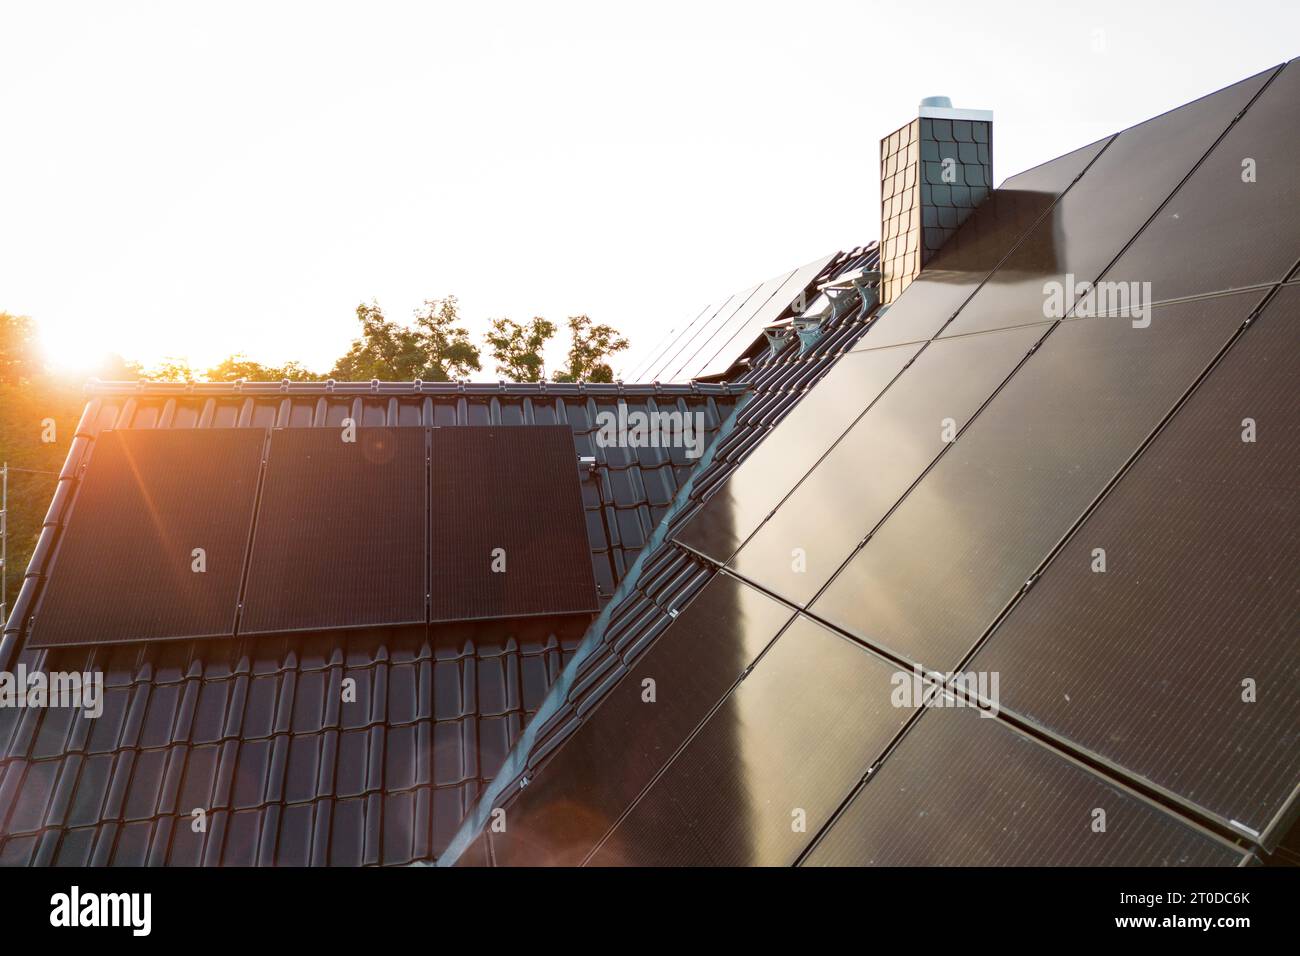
[1,1,1296,380]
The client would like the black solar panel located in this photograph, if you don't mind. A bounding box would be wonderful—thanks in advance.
[1103,61,1300,303]
[811,291,1262,671]
[674,343,922,563]
[937,67,1277,340]
[488,574,793,865]
[590,615,911,866]
[29,428,264,647]
[861,136,1110,350]
[972,285,1300,841]
[429,425,597,622]
[239,427,427,635]
[804,707,1244,866]
[731,323,1045,605]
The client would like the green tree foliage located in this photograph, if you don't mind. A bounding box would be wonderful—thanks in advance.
[205,354,320,382]
[0,314,82,615]
[485,316,556,383]
[552,314,630,383]
[330,297,482,381]
[413,296,482,381]
[0,312,42,385]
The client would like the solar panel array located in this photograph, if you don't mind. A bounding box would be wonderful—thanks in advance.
[30,426,598,647]
[635,254,834,383]
[476,60,1300,865]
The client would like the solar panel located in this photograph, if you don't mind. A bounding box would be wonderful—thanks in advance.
[732,322,1046,605]
[859,136,1110,351]
[804,707,1244,866]
[673,343,922,564]
[488,574,794,865]
[634,303,714,381]
[971,284,1300,841]
[811,290,1262,672]
[654,291,752,382]
[692,254,836,380]
[429,425,598,622]
[589,615,911,866]
[1102,61,1300,303]
[240,427,427,634]
[29,428,264,647]
[678,270,795,380]
[937,67,1277,341]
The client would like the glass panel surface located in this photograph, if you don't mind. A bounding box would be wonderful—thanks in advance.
[811,290,1261,671]
[1103,61,1300,302]
[659,287,758,382]
[645,295,738,382]
[860,137,1110,351]
[693,254,836,380]
[804,707,1243,866]
[591,615,910,866]
[971,285,1300,837]
[674,343,922,563]
[732,323,1046,605]
[241,427,427,634]
[429,425,597,623]
[937,68,1276,339]
[678,269,794,380]
[488,574,794,866]
[30,429,264,647]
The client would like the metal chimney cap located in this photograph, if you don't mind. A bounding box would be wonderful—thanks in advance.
[919,95,952,109]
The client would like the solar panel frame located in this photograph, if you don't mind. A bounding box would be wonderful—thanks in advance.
[28,427,266,648]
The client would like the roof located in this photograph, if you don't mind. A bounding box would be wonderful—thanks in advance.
[439,60,1300,866]
[0,250,871,865]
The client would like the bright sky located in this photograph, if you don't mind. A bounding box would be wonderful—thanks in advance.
[1,1,1295,379]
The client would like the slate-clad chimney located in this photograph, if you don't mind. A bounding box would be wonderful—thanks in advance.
[880,97,993,304]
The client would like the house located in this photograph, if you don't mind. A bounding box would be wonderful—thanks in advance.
[1,58,1296,867]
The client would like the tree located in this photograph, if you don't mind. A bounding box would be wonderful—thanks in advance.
[144,357,197,382]
[0,312,41,386]
[330,297,482,381]
[206,354,321,382]
[552,314,629,383]
[412,296,481,381]
[485,316,556,382]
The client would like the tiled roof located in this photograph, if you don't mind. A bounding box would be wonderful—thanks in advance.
[0,381,741,864]
[0,246,873,865]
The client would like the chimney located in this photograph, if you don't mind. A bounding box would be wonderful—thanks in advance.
[880,96,993,304]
